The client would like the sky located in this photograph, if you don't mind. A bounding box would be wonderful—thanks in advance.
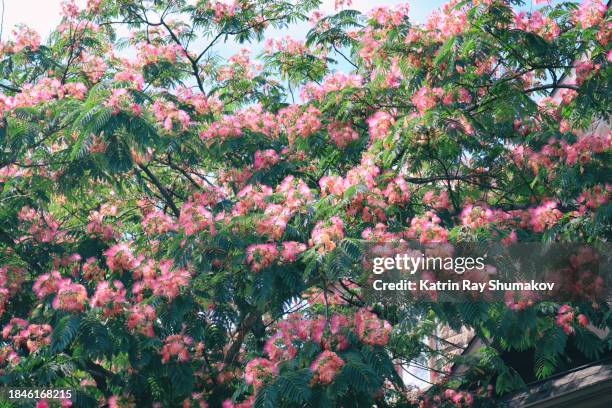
[0,0,453,42]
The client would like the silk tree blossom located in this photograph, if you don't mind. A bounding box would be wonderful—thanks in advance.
[310,216,344,253]
[310,351,344,384]
[383,177,411,205]
[425,0,469,42]
[277,105,322,143]
[52,281,88,312]
[327,121,360,148]
[300,72,363,101]
[407,211,449,243]
[179,201,215,235]
[369,4,410,27]
[114,69,145,90]
[105,88,141,116]
[161,334,192,363]
[244,357,277,389]
[104,243,140,271]
[132,259,191,300]
[126,304,157,337]
[513,10,561,41]
[422,190,450,210]
[573,0,607,28]
[367,111,394,141]
[33,271,67,299]
[135,42,183,66]
[460,205,495,228]
[9,25,41,53]
[6,322,52,353]
[280,241,307,262]
[142,210,178,235]
[152,99,191,132]
[411,86,443,114]
[176,86,223,115]
[246,244,279,272]
[354,308,392,346]
[82,257,104,282]
[253,149,280,170]
[91,280,127,315]
[528,201,562,232]
[79,53,107,82]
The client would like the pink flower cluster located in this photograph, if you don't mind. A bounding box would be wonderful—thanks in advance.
[104,88,141,116]
[161,334,192,363]
[176,86,223,115]
[104,243,140,272]
[573,0,607,29]
[114,69,145,90]
[514,10,560,41]
[412,86,443,115]
[253,149,280,170]
[406,211,449,243]
[528,201,562,232]
[301,72,363,101]
[310,216,345,253]
[131,259,191,300]
[127,304,157,337]
[369,4,410,27]
[179,200,215,236]
[460,205,495,228]
[383,177,411,205]
[436,389,474,407]
[9,25,41,53]
[277,105,322,143]
[91,280,127,315]
[244,357,277,389]
[152,99,191,132]
[327,121,359,148]
[53,281,88,312]
[3,318,52,353]
[17,206,62,243]
[354,308,392,346]
[142,209,178,235]
[555,304,588,335]
[367,111,394,141]
[310,350,345,384]
[425,1,469,42]
[135,42,182,66]
[246,241,306,271]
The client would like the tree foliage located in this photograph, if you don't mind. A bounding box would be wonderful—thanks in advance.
[0,0,610,407]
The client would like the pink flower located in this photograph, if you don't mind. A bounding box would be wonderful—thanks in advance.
[246,244,279,272]
[52,281,88,312]
[127,304,157,337]
[411,86,439,114]
[91,280,126,314]
[366,111,394,141]
[327,121,359,148]
[104,243,139,271]
[11,25,41,52]
[573,0,606,28]
[310,351,344,384]
[528,201,562,232]
[142,210,177,235]
[244,357,277,389]
[280,241,307,262]
[253,149,280,170]
[354,308,392,346]
[310,216,345,253]
[179,202,215,236]
[161,334,192,363]
[33,270,65,299]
